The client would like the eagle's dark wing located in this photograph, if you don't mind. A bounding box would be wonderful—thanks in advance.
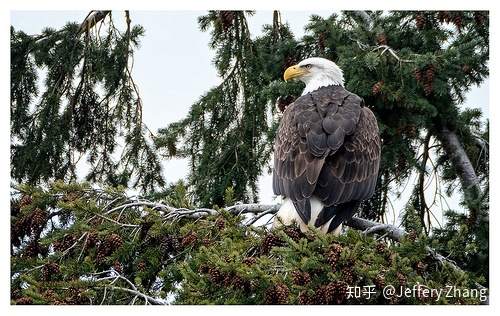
[272,85,380,227]
[313,106,381,230]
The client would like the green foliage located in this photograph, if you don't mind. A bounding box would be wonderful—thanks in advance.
[156,11,489,229]
[431,204,489,285]
[10,11,490,305]
[156,11,303,207]
[11,14,164,192]
[11,182,486,305]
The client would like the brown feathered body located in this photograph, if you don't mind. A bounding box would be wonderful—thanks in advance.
[273,85,380,233]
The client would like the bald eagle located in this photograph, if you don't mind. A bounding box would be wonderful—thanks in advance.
[272,57,381,234]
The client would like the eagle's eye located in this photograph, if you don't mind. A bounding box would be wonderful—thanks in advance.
[303,64,312,69]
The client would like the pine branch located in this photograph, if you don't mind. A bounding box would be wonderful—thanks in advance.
[345,217,406,241]
[347,11,373,30]
[77,10,111,36]
[153,202,486,291]
[93,271,166,305]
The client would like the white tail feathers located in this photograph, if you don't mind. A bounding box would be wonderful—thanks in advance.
[273,197,342,235]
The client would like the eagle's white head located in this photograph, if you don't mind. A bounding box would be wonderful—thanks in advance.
[283,57,344,95]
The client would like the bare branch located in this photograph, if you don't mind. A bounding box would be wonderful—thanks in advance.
[92,270,166,305]
[346,217,406,241]
[106,286,165,305]
[77,10,111,36]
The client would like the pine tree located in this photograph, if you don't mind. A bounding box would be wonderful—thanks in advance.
[156,11,488,233]
[10,10,489,305]
[156,11,303,207]
[9,181,487,304]
[11,11,164,192]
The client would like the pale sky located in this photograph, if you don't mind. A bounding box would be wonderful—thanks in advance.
[11,11,489,226]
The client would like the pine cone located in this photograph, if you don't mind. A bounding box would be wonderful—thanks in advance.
[54,234,77,253]
[86,231,98,248]
[298,291,314,304]
[284,226,303,241]
[43,289,59,304]
[261,233,283,255]
[415,14,426,30]
[15,297,33,305]
[342,266,355,284]
[202,237,212,247]
[425,64,435,82]
[139,221,154,240]
[407,230,417,242]
[422,65,435,96]
[137,261,146,271]
[181,232,198,247]
[113,261,123,274]
[65,287,85,305]
[41,262,60,280]
[444,11,452,23]
[199,264,210,274]
[160,234,178,254]
[96,243,111,264]
[375,242,387,254]
[423,81,433,96]
[21,214,32,231]
[215,217,225,230]
[415,261,427,274]
[30,208,48,234]
[219,11,235,31]
[11,288,22,300]
[437,11,451,23]
[222,273,233,287]
[453,13,463,32]
[318,32,327,53]
[373,274,385,289]
[231,275,250,292]
[265,283,289,304]
[325,243,343,270]
[397,272,407,287]
[107,233,123,251]
[12,217,30,246]
[19,195,33,208]
[88,216,103,227]
[208,267,223,284]
[314,285,327,304]
[242,256,257,266]
[372,81,384,95]
[292,270,311,286]
[11,225,21,247]
[317,282,344,304]
[414,68,423,82]
[24,241,42,258]
[11,217,29,239]
[331,281,348,304]
[415,283,431,303]
[376,33,387,45]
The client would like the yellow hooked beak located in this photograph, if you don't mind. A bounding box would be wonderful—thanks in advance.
[283,64,308,81]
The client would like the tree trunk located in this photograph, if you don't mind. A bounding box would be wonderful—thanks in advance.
[436,127,482,220]
[437,127,480,191]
